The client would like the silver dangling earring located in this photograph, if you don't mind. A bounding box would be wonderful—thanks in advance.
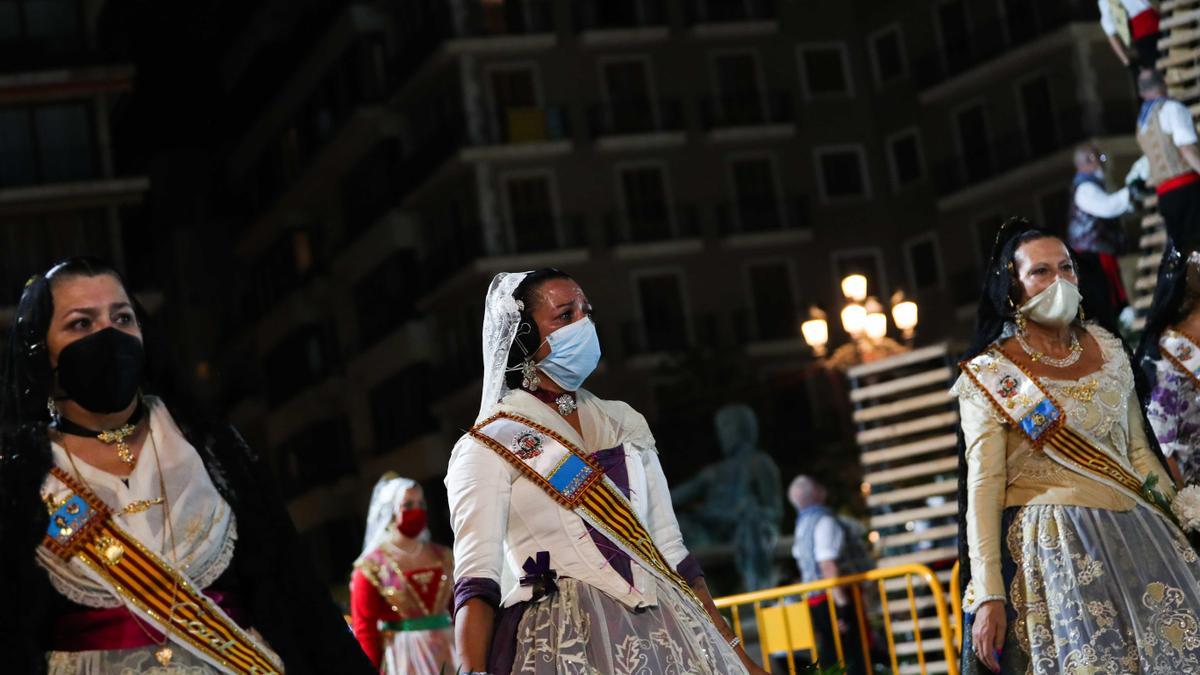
[521,358,541,391]
[47,396,60,422]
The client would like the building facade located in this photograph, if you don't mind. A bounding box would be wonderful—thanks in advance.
[203,0,1136,585]
[0,0,151,309]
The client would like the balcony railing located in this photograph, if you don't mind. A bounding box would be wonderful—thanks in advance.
[715,197,808,236]
[587,99,685,137]
[698,91,793,129]
[0,145,99,189]
[488,105,572,144]
[686,0,776,24]
[913,1,1098,90]
[462,0,557,36]
[574,0,667,31]
[930,104,1134,196]
[604,204,701,245]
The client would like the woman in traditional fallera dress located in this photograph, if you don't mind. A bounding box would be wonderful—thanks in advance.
[446,269,768,675]
[0,258,373,674]
[1138,246,1200,485]
[351,474,456,674]
[954,220,1200,674]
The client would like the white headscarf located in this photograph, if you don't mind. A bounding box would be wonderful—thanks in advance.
[477,271,531,422]
[358,473,424,563]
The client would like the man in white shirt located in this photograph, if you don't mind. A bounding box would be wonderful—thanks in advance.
[788,476,873,675]
[1137,70,1200,253]
[1098,0,1161,70]
[1068,143,1132,311]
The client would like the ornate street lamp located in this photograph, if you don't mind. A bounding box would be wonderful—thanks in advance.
[801,275,920,369]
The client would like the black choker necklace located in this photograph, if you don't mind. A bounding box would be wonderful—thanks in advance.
[53,400,146,466]
[525,388,578,417]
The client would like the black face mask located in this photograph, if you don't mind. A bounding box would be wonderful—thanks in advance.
[55,327,145,414]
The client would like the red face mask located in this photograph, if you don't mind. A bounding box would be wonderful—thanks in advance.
[397,508,427,538]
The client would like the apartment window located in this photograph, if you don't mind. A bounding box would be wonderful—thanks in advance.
[747,261,799,341]
[602,58,656,133]
[262,324,339,406]
[619,164,672,242]
[503,172,559,253]
[956,104,991,183]
[730,156,782,232]
[798,44,852,99]
[712,52,764,125]
[1038,188,1070,235]
[905,234,944,292]
[276,417,355,498]
[0,0,82,45]
[832,249,887,300]
[1020,76,1056,157]
[370,364,437,454]
[0,102,93,187]
[355,250,421,348]
[869,25,906,86]
[816,146,869,201]
[636,272,689,352]
[489,66,541,142]
[0,210,107,301]
[887,130,924,189]
[937,0,970,66]
[1004,0,1039,44]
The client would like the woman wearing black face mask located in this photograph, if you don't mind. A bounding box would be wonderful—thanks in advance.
[0,258,374,675]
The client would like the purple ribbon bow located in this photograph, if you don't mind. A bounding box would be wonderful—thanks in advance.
[519,551,558,600]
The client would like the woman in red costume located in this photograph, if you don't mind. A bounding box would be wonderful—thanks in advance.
[350,474,456,674]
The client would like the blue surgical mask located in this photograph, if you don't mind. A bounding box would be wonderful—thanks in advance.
[537,317,601,391]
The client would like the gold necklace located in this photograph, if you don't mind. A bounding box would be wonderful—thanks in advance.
[60,425,180,666]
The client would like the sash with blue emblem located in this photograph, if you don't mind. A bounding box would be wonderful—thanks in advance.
[1161,330,1200,390]
[468,412,704,610]
[43,467,283,674]
[961,349,1173,520]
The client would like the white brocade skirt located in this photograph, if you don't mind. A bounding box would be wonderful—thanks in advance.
[382,626,456,675]
[1002,504,1200,674]
[47,645,224,675]
[510,577,748,675]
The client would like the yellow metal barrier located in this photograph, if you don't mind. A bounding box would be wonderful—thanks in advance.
[714,563,959,675]
[949,561,962,649]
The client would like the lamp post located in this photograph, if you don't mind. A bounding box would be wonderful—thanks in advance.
[801,275,919,369]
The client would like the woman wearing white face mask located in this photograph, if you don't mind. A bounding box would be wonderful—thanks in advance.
[953,219,1200,675]
[444,269,766,675]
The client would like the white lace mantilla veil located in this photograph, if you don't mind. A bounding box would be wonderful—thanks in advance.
[476,271,532,423]
[357,473,424,563]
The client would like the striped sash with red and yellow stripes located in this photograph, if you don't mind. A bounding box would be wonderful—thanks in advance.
[44,468,282,674]
[469,413,703,610]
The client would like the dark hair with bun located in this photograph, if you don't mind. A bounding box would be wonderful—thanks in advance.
[504,268,575,390]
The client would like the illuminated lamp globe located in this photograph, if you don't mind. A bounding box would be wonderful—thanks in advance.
[892,292,919,338]
[864,311,888,340]
[841,274,868,302]
[841,303,867,336]
[800,307,829,355]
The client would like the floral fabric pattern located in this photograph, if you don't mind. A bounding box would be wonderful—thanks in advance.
[1148,359,1200,484]
[511,577,745,675]
[1003,504,1200,674]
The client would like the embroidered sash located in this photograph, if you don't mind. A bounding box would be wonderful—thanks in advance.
[960,350,1173,520]
[468,413,704,611]
[43,468,282,675]
[1161,330,1200,390]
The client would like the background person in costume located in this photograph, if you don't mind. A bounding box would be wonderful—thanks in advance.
[1136,70,1200,255]
[350,474,455,674]
[953,220,1200,674]
[446,268,767,675]
[1138,247,1200,485]
[0,257,373,674]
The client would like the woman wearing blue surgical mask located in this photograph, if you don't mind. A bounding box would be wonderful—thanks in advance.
[953,219,1200,675]
[445,269,767,675]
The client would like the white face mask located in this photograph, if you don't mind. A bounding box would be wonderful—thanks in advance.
[1019,277,1082,328]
